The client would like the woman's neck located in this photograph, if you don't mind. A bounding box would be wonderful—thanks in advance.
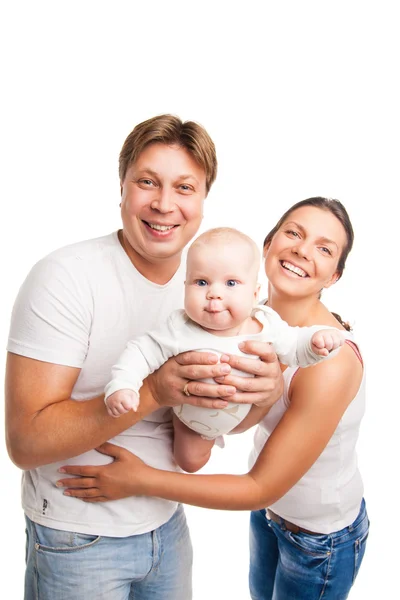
[266,287,330,328]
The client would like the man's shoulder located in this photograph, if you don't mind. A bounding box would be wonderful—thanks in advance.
[44,232,119,265]
[23,232,120,290]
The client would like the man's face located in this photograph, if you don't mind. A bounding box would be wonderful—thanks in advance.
[120,143,207,278]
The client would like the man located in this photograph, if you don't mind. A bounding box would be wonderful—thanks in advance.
[5,114,282,599]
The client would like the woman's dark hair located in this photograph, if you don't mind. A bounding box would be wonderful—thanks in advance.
[263,197,354,331]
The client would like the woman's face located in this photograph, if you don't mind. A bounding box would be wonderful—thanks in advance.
[264,206,348,299]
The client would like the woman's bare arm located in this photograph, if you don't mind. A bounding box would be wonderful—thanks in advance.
[57,344,363,508]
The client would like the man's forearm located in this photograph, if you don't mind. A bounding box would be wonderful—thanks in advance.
[7,385,159,470]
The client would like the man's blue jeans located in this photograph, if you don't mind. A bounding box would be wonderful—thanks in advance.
[24,504,192,600]
[249,498,369,600]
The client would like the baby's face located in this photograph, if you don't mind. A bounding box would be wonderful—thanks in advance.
[184,240,259,336]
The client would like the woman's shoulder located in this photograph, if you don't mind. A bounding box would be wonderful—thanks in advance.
[289,341,363,408]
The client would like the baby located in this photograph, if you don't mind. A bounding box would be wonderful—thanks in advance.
[105,227,344,465]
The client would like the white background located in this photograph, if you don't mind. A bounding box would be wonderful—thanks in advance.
[1,1,398,598]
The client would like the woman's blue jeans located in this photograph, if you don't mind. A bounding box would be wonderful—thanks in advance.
[249,498,369,600]
[24,504,192,600]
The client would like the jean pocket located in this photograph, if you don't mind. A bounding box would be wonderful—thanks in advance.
[285,530,332,558]
[353,528,369,583]
[33,522,101,554]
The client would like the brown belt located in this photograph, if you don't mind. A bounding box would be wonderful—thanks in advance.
[267,509,320,535]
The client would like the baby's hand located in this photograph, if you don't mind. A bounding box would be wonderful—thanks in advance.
[105,389,139,418]
[311,329,345,357]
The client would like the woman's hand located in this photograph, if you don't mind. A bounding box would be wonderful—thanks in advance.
[216,341,283,408]
[148,351,237,410]
[56,443,150,502]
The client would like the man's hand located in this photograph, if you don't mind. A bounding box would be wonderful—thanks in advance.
[148,342,283,411]
[148,351,237,409]
[215,341,283,408]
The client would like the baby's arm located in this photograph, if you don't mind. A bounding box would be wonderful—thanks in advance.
[172,413,215,472]
[104,311,185,417]
[257,306,345,368]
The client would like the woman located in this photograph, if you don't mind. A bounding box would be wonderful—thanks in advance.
[58,197,368,600]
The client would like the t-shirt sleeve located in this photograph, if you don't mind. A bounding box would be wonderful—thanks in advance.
[7,257,92,367]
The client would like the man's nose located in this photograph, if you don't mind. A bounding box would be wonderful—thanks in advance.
[150,188,176,213]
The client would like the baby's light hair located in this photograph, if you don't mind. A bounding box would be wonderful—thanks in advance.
[188,227,260,270]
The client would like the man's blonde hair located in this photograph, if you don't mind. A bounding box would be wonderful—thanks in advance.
[119,114,217,193]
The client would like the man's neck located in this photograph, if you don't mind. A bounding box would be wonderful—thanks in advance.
[118,230,181,285]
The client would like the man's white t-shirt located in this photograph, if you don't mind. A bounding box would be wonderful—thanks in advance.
[7,232,185,537]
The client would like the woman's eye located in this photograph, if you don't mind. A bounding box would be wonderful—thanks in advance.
[140,179,155,186]
[195,279,207,286]
[226,280,238,287]
[320,247,332,255]
[286,229,300,238]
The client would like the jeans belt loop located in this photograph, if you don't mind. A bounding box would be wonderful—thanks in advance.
[267,509,319,536]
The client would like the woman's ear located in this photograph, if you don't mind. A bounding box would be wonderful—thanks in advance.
[323,271,340,289]
[262,242,271,259]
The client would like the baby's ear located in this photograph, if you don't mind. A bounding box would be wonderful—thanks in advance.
[254,283,261,303]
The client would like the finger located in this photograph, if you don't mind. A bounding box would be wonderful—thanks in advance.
[233,341,278,361]
[82,496,108,503]
[312,336,324,349]
[214,374,263,393]
[219,355,270,376]
[95,442,124,458]
[177,363,231,380]
[64,487,101,499]
[184,396,230,409]
[56,477,97,489]
[227,391,271,405]
[186,380,236,398]
[58,465,97,477]
[175,351,219,366]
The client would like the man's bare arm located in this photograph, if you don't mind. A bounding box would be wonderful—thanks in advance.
[5,353,159,470]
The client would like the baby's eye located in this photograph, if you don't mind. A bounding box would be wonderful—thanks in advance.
[226,280,238,287]
[195,279,208,286]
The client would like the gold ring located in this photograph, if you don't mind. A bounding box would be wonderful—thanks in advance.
[183,381,191,397]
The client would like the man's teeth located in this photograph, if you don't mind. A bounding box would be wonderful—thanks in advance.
[148,223,175,231]
[281,261,308,277]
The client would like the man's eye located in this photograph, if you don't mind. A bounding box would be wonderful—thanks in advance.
[320,247,332,255]
[178,184,194,194]
[195,279,207,286]
[226,280,238,287]
[140,179,154,186]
